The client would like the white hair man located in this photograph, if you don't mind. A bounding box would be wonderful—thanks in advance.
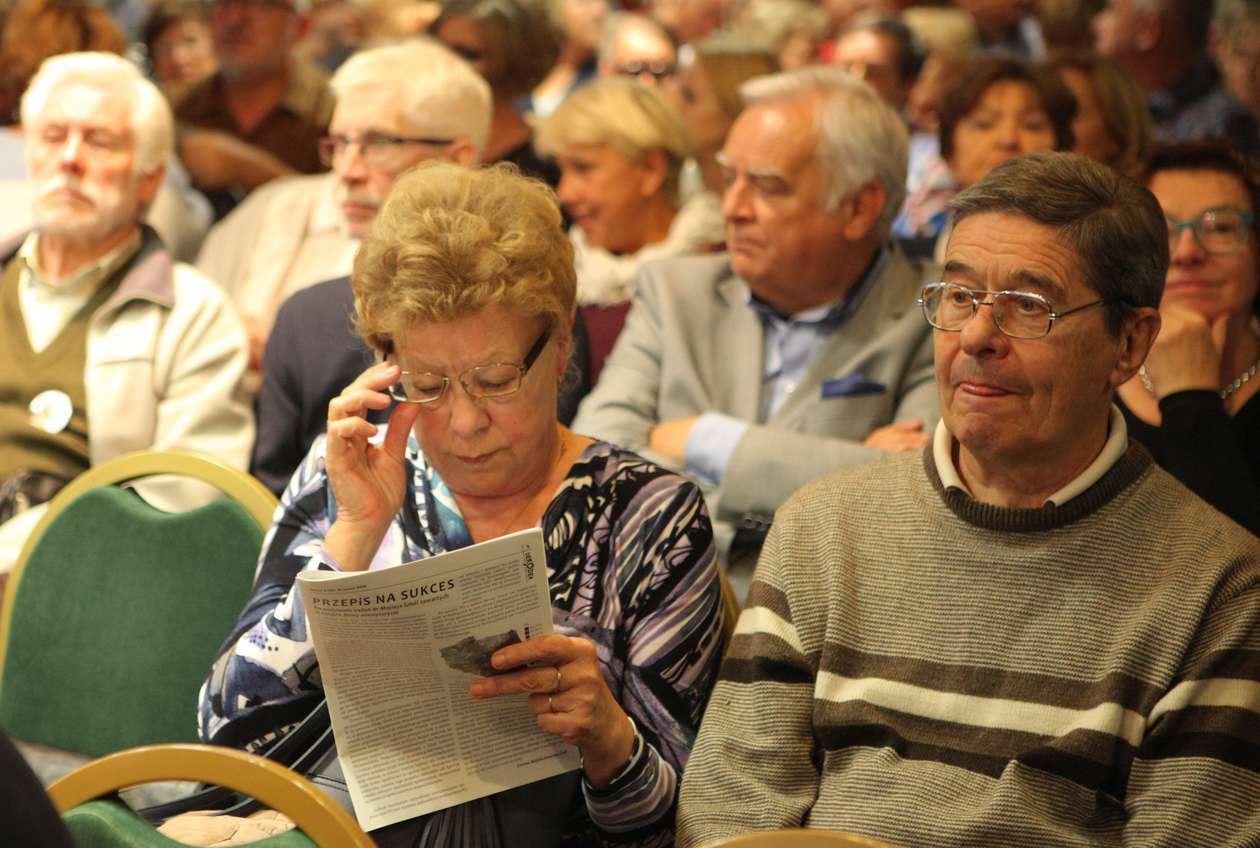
[233,40,492,493]
[597,11,678,86]
[196,38,491,376]
[0,52,252,569]
[677,150,1260,846]
[572,67,939,594]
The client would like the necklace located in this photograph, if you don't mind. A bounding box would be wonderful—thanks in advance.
[1139,352,1260,400]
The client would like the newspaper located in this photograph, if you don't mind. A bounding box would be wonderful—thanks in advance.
[296,528,581,832]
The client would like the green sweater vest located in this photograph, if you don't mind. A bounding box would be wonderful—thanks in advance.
[0,253,123,481]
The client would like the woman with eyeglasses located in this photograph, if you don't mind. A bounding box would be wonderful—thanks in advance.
[199,161,723,848]
[1116,140,1260,534]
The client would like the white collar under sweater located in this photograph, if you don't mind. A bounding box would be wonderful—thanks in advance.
[571,190,726,307]
[933,405,1128,507]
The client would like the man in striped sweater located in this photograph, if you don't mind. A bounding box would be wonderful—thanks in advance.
[677,151,1260,847]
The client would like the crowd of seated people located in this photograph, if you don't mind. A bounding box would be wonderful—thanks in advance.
[3,0,1260,845]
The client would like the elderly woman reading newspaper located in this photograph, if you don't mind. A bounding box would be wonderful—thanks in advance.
[197,162,723,848]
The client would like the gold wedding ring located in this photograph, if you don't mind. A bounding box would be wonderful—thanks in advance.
[548,695,557,713]
[553,666,562,691]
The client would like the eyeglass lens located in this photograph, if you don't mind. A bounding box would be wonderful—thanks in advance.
[1166,208,1252,255]
[921,284,1053,339]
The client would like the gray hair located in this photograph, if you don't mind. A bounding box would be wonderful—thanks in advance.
[330,38,492,159]
[22,51,173,176]
[598,11,674,67]
[739,65,908,235]
[949,150,1167,336]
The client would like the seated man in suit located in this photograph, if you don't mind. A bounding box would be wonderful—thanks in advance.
[572,66,938,587]
[0,52,251,572]
[677,151,1260,846]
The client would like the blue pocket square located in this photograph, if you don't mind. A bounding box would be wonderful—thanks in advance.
[821,374,886,398]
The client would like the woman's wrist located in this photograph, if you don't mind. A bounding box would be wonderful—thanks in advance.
[580,713,638,790]
[322,519,389,572]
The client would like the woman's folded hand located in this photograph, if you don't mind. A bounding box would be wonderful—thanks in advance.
[469,633,637,788]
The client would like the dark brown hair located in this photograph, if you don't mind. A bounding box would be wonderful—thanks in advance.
[950,150,1168,336]
[0,0,125,125]
[937,56,1076,162]
[141,0,209,59]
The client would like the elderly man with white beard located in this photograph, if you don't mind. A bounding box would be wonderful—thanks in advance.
[0,52,252,574]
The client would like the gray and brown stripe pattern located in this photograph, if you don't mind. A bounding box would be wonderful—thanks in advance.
[679,443,1260,847]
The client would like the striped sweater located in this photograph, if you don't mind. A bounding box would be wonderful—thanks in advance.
[678,442,1260,848]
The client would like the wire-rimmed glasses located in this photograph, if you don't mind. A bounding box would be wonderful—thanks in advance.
[388,330,551,405]
[918,283,1109,340]
[317,132,455,170]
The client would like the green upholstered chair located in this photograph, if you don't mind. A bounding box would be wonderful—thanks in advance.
[49,743,374,847]
[0,450,278,760]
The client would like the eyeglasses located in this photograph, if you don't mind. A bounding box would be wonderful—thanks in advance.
[389,331,551,405]
[615,60,676,81]
[318,132,455,169]
[1165,207,1255,256]
[919,283,1109,340]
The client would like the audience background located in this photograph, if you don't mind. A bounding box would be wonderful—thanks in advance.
[5,0,1260,841]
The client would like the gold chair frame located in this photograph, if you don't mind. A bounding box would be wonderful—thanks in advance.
[48,743,374,847]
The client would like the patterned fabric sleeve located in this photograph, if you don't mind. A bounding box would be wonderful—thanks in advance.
[575,460,724,846]
[197,443,339,749]
[1122,559,1260,846]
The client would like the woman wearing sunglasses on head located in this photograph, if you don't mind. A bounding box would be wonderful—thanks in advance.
[1116,140,1260,535]
[198,162,723,848]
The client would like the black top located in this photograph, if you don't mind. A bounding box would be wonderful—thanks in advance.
[499,139,561,189]
[0,732,74,848]
[1119,389,1260,536]
[251,276,593,496]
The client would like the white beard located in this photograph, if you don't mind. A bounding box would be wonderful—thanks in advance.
[33,173,140,243]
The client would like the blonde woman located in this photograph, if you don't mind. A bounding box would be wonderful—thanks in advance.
[536,77,724,375]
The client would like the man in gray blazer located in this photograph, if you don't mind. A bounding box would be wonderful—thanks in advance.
[573,67,939,580]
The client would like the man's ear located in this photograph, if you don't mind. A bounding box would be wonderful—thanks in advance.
[840,180,887,241]
[446,139,479,167]
[289,11,310,44]
[1134,10,1163,52]
[134,164,166,215]
[638,148,669,198]
[1111,306,1161,387]
[552,315,574,384]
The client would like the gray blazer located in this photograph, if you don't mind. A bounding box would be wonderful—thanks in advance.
[572,247,940,545]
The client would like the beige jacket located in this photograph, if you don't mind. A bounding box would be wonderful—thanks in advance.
[196,172,358,342]
[0,227,253,571]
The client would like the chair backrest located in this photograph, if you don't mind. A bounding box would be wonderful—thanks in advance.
[49,742,375,848]
[0,450,278,757]
[713,830,897,847]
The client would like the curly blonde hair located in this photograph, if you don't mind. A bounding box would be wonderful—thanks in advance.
[353,161,576,354]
